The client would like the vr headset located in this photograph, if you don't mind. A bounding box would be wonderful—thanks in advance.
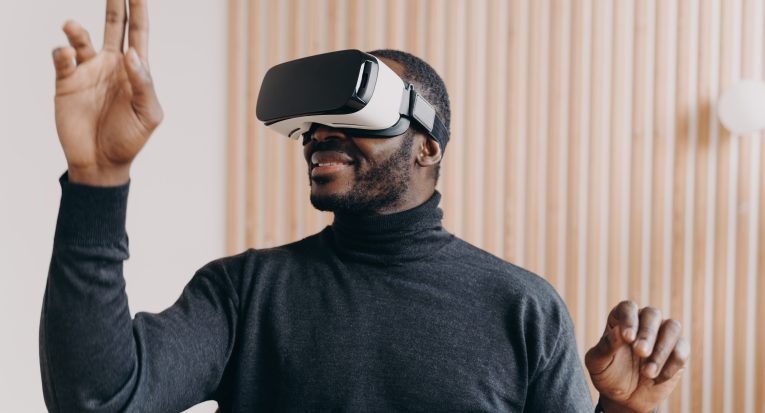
[256,49,448,151]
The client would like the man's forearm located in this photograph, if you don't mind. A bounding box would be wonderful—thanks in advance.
[39,173,138,412]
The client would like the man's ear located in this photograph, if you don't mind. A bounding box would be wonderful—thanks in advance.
[415,135,442,167]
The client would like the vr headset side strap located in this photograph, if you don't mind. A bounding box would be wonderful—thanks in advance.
[400,85,449,152]
[429,117,449,153]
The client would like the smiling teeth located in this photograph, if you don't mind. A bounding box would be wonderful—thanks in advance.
[317,162,347,167]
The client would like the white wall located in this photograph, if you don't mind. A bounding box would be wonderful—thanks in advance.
[0,1,227,411]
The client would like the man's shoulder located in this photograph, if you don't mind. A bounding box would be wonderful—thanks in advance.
[219,229,328,264]
[441,237,575,348]
[442,237,564,307]
[198,230,327,275]
[193,231,330,293]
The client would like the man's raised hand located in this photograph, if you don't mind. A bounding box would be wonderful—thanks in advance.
[52,0,162,186]
[585,301,690,413]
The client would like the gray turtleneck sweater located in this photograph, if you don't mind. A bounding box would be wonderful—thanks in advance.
[40,174,594,412]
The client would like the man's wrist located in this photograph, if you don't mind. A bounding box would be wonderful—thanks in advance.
[598,397,653,413]
[55,171,130,246]
[68,164,131,187]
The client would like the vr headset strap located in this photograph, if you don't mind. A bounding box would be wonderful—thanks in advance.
[401,85,449,152]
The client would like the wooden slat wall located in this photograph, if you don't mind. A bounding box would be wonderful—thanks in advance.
[226,1,765,411]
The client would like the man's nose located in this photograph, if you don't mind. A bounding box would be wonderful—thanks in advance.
[309,125,349,143]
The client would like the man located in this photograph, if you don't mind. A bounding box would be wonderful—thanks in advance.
[41,1,689,412]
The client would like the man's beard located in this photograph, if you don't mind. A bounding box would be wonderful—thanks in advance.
[310,136,413,215]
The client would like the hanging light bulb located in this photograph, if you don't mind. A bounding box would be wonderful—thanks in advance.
[717,79,765,135]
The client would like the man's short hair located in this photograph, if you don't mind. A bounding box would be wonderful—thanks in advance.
[368,49,451,182]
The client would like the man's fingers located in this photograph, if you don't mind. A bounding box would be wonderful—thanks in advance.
[52,47,77,80]
[127,0,150,63]
[642,319,682,378]
[586,300,640,375]
[62,21,96,64]
[655,337,690,384]
[124,48,163,130]
[634,306,662,357]
[584,324,625,375]
[103,0,127,51]
[607,300,639,343]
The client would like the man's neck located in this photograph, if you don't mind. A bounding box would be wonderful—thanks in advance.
[345,188,436,216]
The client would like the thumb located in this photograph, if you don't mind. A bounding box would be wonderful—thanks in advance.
[124,48,163,130]
[585,325,629,375]
[53,47,77,80]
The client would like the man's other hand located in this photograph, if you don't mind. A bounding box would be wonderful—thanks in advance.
[585,301,690,413]
[52,0,163,186]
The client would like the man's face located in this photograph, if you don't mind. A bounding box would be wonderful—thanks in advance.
[303,126,415,214]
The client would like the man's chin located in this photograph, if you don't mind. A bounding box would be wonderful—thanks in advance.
[309,192,347,212]
[309,180,349,212]
[310,185,378,214]
[309,187,403,215]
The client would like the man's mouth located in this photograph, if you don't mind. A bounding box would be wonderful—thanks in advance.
[312,161,353,167]
[310,151,355,177]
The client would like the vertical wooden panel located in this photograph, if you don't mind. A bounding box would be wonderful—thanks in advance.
[749,4,765,412]
[652,3,679,412]
[346,0,362,50]
[564,0,591,351]
[757,100,765,413]
[407,0,426,57]
[733,131,753,413]
[327,0,344,50]
[427,0,448,208]
[736,2,762,412]
[463,0,488,247]
[367,0,385,49]
[607,0,633,313]
[651,0,678,315]
[671,1,698,411]
[226,0,244,255]
[424,0,446,99]
[228,1,765,411]
[244,0,263,248]
[525,0,551,275]
[585,0,612,360]
[386,0,405,49]
[714,0,739,411]
[545,0,572,296]
[285,0,304,243]
[694,0,720,411]
[504,0,530,266]
[306,0,332,234]
[443,0,467,235]
[263,0,284,247]
[629,0,655,307]
[482,0,509,258]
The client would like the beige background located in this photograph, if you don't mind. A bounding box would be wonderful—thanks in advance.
[0,1,225,412]
[1,1,764,413]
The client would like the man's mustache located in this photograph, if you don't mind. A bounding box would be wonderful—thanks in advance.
[310,139,350,154]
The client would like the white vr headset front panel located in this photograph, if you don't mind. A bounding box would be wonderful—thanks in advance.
[266,59,407,140]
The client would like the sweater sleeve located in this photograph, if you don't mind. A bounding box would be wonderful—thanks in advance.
[522,293,594,413]
[39,173,239,413]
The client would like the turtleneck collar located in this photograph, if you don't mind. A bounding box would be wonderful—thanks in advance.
[324,191,453,264]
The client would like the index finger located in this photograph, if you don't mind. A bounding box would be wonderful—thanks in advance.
[606,300,639,343]
[127,0,149,62]
[103,0,127,51]
[634,306,663,357]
